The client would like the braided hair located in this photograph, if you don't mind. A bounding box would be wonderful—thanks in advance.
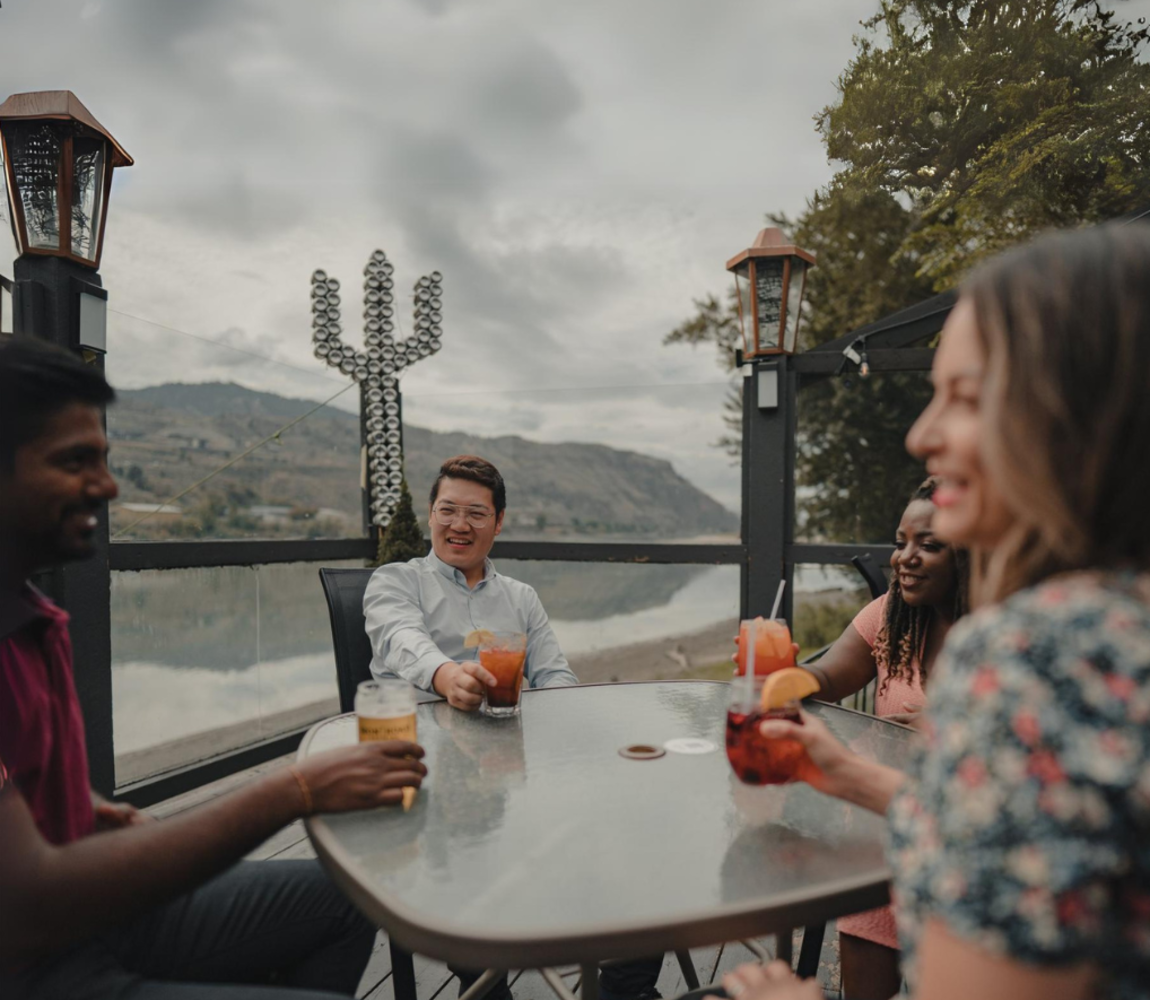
[874,478,969,695]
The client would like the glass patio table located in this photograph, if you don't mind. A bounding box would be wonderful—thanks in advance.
[299,681,917,1000]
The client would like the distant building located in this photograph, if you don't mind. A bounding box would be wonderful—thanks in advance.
[249,505,294,523]
[115,502,183,524]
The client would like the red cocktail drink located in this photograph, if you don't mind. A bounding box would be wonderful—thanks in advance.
[726,697,804,785]
[477,631,527,717]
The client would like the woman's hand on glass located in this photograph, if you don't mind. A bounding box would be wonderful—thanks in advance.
[758,709,856,798]
[760,709,906,814]
[729,635,801,670]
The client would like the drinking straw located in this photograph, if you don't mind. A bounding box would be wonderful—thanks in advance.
[744,620,756,702]
[769,579,787,621]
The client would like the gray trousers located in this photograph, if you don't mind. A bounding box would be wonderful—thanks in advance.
[3,860,376,1000]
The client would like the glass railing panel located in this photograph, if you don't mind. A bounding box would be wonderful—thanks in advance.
[112,560,357,785]
[251,561,349,739]
[494,559,740,683]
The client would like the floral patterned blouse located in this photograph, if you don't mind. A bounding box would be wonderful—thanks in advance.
[888,572,1150,999]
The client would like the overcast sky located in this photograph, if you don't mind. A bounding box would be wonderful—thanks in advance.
[2,0,1146,511]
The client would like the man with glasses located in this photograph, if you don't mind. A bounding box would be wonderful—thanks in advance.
[364,454,577,708]
[363,457,664,1000]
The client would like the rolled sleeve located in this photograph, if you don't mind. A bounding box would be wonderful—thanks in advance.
[363,566,450,692]
[523,588,578,689]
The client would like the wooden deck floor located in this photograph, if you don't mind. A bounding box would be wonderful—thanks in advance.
[146,757,844,1000]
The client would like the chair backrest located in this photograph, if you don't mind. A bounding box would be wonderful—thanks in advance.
[850,553,889,601]
[318,567,377,713]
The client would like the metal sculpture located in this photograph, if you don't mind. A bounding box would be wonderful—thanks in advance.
[310,250,442,527]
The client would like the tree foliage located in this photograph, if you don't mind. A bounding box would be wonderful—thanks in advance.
[374,477,426,567]
[667,0,1150,542]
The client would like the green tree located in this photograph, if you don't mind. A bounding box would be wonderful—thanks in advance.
[374,478,426,567]
[668,0,1150,542]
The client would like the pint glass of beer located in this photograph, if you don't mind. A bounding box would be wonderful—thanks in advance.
[355,679,417,743]
[356,680,419,809]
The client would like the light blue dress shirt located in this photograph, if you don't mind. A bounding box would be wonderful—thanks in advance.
[363,552,578,693]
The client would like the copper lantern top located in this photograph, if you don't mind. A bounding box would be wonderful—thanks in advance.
[0,91,133,167]
[725,227,816,271]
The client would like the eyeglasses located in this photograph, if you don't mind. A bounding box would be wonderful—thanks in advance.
[432,504,496,528]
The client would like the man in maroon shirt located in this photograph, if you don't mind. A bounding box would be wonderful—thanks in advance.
[0,337,428,1000]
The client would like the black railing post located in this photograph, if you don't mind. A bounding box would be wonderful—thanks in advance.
[13,256,116,796]
[742,356,795,623]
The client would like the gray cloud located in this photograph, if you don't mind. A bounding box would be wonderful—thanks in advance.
[14,0,1144,506]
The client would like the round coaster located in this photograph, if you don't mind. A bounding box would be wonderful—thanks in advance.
[618,744,666,761]
[663,737,719,755]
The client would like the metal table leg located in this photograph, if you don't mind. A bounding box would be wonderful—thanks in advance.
[775,929,793,968]
[542,968,579,1000]
[795,924,825,981]
[457,968,508,1000]
[675,950,700,991]
[580,962,600,1000]
[389,941,418,1000]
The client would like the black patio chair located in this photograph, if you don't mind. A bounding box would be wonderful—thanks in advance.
[318,567,376,713]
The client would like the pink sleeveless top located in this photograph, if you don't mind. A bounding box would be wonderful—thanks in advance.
[836,593,926,949]
[851,593,926,717]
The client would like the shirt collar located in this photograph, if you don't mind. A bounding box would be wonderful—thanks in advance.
[427,551,497,588]
[0,583,67,641]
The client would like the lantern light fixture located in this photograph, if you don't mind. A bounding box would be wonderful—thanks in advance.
[0,90,132,269]
[725,227,815,358]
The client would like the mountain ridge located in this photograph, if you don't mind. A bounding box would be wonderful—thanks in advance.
[108,381,736,540]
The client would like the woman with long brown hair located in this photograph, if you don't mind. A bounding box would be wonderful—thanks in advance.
[718,222,1150,1000]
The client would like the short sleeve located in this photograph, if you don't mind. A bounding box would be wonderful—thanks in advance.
[888,576,1150,977]
[851,594,887,648]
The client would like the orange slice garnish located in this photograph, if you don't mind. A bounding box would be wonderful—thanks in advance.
[463,629,495,649]
[760,668,821,711]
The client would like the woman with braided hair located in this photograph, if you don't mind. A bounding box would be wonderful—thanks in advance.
[801,476,967,1000]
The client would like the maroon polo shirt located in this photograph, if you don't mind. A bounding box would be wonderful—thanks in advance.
[0,585,95,845]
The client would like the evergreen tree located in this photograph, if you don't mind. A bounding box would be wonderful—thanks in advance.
[667,0,1150,543]
[374,477,426,567]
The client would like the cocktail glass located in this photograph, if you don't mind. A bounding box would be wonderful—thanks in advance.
[725,678,805,785]
[735,617,795,677]
[477,631,527,718]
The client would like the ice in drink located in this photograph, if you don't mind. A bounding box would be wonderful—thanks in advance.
[736,617,795,677]
[477,631,527,717]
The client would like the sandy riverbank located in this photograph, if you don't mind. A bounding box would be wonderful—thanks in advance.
[567,618,740,684]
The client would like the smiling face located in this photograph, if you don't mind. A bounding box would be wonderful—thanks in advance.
[428,476,504,584]
[905,298,1016,550]
[891,497,956,609]
[0,402,119,572]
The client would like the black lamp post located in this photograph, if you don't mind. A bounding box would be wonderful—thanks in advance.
[728,228,814,628]
[0,91,132,796]
[0,90,132,352]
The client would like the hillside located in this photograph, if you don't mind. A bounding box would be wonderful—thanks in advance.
[108,382,736,541]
